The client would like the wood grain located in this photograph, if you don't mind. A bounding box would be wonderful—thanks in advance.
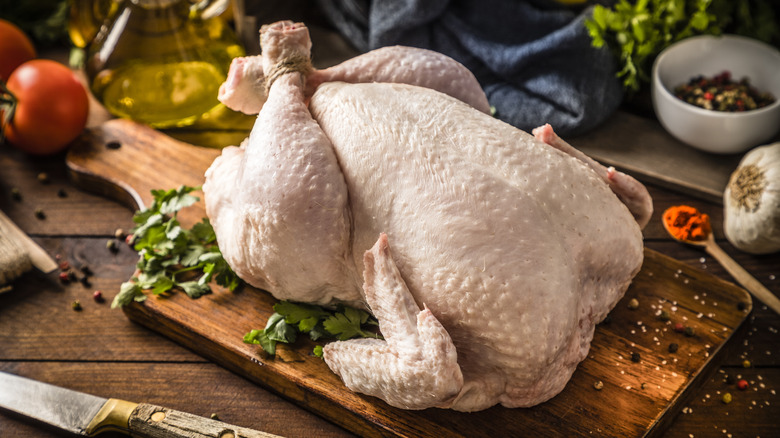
[66,118,221,228]
[64,119,755,438]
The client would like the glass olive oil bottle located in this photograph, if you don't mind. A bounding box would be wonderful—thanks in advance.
[85,0,244,129]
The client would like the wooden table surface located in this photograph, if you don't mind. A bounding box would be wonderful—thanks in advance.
[1,103,780,438]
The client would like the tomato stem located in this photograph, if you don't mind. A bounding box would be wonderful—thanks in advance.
[0,80,17,145]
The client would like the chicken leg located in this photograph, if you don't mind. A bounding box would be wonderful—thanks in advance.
[204,22,361,305]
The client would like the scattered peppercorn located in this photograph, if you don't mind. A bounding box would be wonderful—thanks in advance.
[59,261,70,271]
[67,271,77,282]
[58,272,70,283]
[210,413,220,420]
[34,208,46,220]
[72,300,82,311]
[93,290,104,303]
[668,343,679,353]
[107,239,118,253]
[673,322,685,333]
[79,276,91,287]
[627,298,639,310]
[37,172,50,184]
[658,310,671,321]
[10,187,22,201]
[114,228,125,239]
[737,301,747,311]
[80,265,93,276]
[737,379,749,390]
[684,326,695,337]
[57,189,67,198]
[631,352,641,363]
[722,392,732,404]
[106,141,121,150]
[743,359,752,368]
[640,382,647,390]
[125,234,135,246]
[594,380,604,390]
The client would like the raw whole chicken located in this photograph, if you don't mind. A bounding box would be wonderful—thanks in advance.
[204,21,653,412]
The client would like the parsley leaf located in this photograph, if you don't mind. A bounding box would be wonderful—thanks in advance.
[243,301,382,356]
[585,0,780,94]
[111,185,241,309]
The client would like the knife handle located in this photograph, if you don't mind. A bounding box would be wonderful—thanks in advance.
[127,403,285,438]
[87,398,284,438]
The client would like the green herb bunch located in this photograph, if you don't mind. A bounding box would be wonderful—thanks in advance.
[586,0,780,94]
[112,186,240,308]
[586,0,721,93]
[244,300,382,356]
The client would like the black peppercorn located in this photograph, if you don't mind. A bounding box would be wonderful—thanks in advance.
[631,352,641,363]
[668,343,679,353]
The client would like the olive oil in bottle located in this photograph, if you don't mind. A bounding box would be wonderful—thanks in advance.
[86,0,243,129]
[67,0,122,48]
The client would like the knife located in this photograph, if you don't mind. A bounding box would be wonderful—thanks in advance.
[0,371,284,437]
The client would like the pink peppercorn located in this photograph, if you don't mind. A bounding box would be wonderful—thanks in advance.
[93,290,104,303]
[737,379,749,390]
[673,322,685,333]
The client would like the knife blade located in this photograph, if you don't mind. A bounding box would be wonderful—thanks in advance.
[0,371,284,437]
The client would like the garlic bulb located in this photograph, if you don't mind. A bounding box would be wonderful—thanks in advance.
[723,142,780,254]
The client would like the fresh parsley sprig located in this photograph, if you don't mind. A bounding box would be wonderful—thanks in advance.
[585,0,721,93]
[586,0,780,94]
[243,300,382,356]
[112,186,241,308]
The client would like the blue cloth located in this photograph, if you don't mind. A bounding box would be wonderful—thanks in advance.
[316,0,623,136]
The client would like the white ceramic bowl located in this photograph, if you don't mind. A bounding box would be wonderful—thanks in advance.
[651,34,780,154]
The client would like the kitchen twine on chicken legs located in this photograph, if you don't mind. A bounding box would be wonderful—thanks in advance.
[264,53,313,93]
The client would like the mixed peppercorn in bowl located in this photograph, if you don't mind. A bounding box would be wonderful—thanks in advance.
[651,35,780,154]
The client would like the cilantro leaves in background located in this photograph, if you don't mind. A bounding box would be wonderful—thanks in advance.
[112,186,241,308]
[586,0,780,94]
[244,301,381,356]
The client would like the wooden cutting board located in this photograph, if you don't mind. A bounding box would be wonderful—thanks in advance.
[66,119,753,438]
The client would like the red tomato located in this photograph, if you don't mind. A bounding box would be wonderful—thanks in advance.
[4,60,89,155]
[0,19,36,81]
